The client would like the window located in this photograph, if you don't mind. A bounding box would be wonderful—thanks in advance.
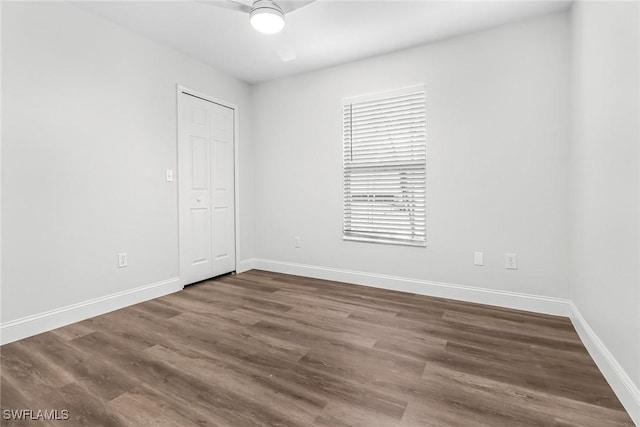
[343,86,426,246]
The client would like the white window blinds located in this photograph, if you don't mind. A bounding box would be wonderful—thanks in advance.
[343,86,426,246]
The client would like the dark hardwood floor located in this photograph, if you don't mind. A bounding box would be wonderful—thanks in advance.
[0,270,633,426]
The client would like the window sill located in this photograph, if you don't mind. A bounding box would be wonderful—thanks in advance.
[343,235,426,248]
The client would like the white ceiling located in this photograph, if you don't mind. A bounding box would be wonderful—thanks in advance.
[73,0,571,84]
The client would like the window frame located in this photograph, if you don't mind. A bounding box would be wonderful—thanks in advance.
[342,85,427,247]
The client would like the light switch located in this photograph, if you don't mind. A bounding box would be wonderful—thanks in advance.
[118,252,128,268]
[474,252,484,266]
[166,169,174,182]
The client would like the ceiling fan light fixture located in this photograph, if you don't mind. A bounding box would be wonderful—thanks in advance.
[250,0,285,34]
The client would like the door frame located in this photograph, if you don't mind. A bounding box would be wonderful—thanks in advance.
[176,84,240,286]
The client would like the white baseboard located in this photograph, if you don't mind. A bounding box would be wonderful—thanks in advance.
[236,258,255,274]
[569,302,640,425]
[0,277,182,345]
[248,258,570,317]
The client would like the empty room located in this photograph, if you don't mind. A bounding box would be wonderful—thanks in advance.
[1,0,639,425]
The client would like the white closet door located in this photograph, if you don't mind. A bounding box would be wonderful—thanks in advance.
[210,103,236,276]
[178,92,236,286]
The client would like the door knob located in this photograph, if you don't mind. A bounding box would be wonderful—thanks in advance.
[196,197,202,203]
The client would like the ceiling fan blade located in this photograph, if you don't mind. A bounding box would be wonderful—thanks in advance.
[269,30,297,62]
[278,0,317,14]
[195,0,251,14]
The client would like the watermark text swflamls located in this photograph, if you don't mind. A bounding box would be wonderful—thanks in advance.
[2,409,70,421]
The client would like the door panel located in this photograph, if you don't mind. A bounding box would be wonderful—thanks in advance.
[190,136,207,189]
[213,207,228,260]
[191,208,210,264]
[192,107,207,126]
[179,92,236,286]
[179,96,213,285]
[210,103,236,276]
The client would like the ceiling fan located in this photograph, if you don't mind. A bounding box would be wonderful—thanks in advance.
[199,0,317,62]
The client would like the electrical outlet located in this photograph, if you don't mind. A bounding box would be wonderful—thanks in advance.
[294,236,301,248]
[474,252,484,266]
[166,169,174,182]
[118,252,128,268]
[505,253,517,270]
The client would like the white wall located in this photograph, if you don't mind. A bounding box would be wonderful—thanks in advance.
[570,0,640,415]
[1,2,254,325]
[2,0,638,418]
[252,12,571,300]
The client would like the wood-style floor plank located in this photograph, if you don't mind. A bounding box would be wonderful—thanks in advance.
[0,270,633,426]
